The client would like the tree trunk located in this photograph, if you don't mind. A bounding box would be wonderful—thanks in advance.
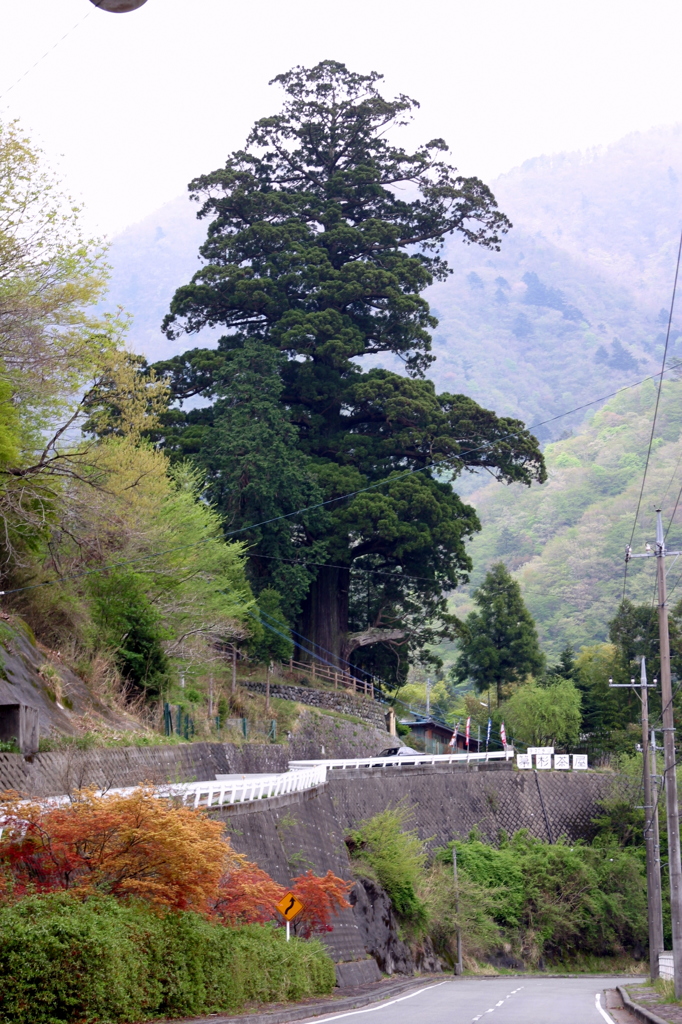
[299,564,349,668]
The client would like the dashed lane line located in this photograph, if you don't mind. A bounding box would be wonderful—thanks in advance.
[471,986,524,1022]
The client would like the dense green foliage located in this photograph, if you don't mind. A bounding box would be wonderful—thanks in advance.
[439,830,648,964]
[0,117,257,708]
[154,61,545,683]
[348,806,648,968]
[249,587,294,663]
[0,893,335,1024]
[88,570,169,698]
[347,805,427,926]
[502,678,582,748]
[452,563,544,701]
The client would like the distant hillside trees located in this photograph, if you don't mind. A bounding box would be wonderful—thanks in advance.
[452,563,544,702]
[154,61,545,682]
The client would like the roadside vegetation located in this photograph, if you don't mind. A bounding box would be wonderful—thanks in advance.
[0,788,349,1021]
[347,804,649,973]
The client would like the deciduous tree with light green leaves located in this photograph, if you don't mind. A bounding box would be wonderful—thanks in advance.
[501,678,582,748]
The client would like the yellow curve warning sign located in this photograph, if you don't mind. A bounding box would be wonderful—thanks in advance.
[276,892,304,921]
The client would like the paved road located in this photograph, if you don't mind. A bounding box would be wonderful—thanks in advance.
[298,977,628,1024]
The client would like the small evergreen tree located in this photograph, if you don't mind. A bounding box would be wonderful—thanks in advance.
[452,563,544,702]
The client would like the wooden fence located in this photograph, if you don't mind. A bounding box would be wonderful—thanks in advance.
[286,658,375,699]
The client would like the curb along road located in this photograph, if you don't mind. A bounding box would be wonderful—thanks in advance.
[166,974,649,1024]
[175,975,446,1024]
[618,985,674,1024]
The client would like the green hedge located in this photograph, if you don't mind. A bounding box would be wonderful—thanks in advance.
[0,893,335,1024]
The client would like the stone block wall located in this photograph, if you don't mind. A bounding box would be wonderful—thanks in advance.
[241,680,387,731]
[215,785,369,965]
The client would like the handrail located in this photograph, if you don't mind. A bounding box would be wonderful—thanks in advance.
[288,750,515,771]
[285,658,374,698]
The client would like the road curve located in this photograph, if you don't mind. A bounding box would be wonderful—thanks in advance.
[296,976,627,1024]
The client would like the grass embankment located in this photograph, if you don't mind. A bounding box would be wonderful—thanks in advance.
[0,893,335,1024]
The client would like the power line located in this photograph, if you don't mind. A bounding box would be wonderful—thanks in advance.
[252,606,465,726]
[258,607,377,682]
[221,355,682,546]
[0,3,103,105]
[251,551,435,584]
[6,356,682,599]
[624,226,682,602]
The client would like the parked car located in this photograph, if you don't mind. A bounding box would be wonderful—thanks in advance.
[376,745,420,756]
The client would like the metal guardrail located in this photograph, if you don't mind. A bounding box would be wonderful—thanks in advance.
[0,766,328,835]
[181,764,327,807]
[288,749,515,771]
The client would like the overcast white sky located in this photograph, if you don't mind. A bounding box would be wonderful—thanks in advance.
[2,0,682,238]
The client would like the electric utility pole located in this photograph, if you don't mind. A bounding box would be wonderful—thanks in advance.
[627,508,682,993]
[609,657,664,978]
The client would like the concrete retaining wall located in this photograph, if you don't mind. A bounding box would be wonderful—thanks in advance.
[327,765,623,847]
[0,709,392,797]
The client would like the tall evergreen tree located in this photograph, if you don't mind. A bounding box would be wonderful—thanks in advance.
[155,62,545,680]
[453,563,544,702]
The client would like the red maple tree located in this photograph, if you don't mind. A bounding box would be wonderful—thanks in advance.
[291,870,353,937]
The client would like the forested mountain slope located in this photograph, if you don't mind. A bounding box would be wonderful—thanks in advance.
[450,377,682,658]
[107,125,682,439]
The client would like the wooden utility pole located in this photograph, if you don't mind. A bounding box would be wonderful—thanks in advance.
[627,509,682,992]
[611,659,664,979]
[231,645,237,696]
[452,847,463,976]
[655,509,682,995]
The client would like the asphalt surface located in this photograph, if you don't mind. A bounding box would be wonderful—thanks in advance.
[295,977,629,1024]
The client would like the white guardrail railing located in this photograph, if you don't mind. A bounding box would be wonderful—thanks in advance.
[180,764,327,807]
[288,749,515,771]
[0,766,328,830]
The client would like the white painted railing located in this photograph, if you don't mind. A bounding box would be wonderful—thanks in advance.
[0,766,328,833]
[288,749,515,771]
[183,764,327,807]
[659,952,674,980]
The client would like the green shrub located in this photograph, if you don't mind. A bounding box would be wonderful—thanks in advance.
[347,805,428,928]
[436,829,648,964]
[0,893,335,1023]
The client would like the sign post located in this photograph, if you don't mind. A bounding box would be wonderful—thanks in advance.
[275,891,305,941]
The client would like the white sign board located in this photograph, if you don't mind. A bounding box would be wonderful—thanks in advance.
[516,753,532,769]
[572,754,588,770]
[527,747,554,756]
[554,754,570,770]
[536,753,552,769]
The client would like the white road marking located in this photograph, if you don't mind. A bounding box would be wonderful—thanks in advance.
[595,993,616,1024]
[471,985,524,1021]
[303,981,448,1023]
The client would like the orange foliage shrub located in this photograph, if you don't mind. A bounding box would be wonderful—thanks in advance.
[0,788,245,913]
[0,788,353,937]
[291,870,353,937]
[212,864,286,924]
